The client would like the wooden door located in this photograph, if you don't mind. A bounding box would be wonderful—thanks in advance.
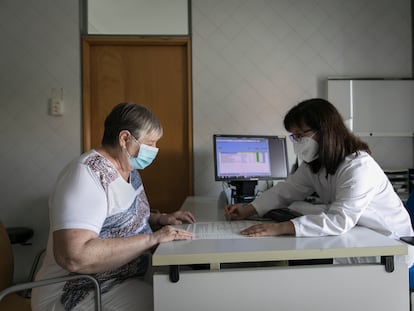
[82,37,193,213]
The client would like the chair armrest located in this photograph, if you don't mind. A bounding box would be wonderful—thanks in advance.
[28,249,46,282]
[0,274,101,311]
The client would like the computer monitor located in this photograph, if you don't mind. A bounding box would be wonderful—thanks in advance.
[213,134,289,203]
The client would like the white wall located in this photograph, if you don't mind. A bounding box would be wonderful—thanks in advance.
[191,0,413,197]
[0,0,412,282]
[0,0,81,281]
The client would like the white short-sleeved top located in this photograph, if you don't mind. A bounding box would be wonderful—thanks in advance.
[49,149,151,236]
[32,150,152,309]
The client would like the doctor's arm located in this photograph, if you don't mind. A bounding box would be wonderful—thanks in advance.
[240,221,296,237]
[224,203,296,236]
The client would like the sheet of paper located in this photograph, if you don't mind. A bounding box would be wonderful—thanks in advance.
[181,221,263,240]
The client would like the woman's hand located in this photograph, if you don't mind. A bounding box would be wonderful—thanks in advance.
[158,211,196,226]
[224,203,256,220]
[240,221,295,237]
[152,225,193,243]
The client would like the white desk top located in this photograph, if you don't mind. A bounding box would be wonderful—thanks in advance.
[152,196,407,266]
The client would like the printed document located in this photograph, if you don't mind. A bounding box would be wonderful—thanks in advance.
[180,221,263,240]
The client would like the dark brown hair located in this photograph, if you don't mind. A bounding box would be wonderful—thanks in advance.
[283,98,370,175]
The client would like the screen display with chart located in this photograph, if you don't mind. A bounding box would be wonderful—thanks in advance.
[213,134,288,182]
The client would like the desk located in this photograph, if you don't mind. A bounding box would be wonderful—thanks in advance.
[153,196,409,311]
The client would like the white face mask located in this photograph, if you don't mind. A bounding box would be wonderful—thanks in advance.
[293,137,319,163]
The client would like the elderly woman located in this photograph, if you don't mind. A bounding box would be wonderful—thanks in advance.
[32,103,194,311]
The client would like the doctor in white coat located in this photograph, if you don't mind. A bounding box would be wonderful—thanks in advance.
[225,98,414,265]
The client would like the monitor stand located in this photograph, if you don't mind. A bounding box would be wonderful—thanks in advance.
[230,180,257,204]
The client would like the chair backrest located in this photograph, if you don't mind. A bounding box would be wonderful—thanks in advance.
[0,223,14,292]
[403,191,414,290]
[405,191,414,229]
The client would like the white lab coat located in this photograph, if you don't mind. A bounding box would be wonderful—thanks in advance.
[252,151,414,265]
[253,151,412,238]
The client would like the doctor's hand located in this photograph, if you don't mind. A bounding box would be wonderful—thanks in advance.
[240,221,296,237]
[225,203,256,220]
[158,211,196,226]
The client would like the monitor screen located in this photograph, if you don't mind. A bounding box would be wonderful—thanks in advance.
[213,134,289,182]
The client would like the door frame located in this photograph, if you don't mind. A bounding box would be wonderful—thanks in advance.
[81,36,194,199]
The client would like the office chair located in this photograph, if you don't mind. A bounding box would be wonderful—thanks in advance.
[405,191,414,287]
[401,190,414,310]
[0,222,102,311]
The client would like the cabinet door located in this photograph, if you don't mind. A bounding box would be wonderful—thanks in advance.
[82,37,193,213]
[327,79,414,135]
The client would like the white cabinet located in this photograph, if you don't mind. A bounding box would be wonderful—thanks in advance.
[327,79,414,136]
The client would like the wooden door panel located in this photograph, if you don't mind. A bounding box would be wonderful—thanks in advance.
[82,37,193,213]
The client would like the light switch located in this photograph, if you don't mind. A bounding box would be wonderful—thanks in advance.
[49,98,64,116]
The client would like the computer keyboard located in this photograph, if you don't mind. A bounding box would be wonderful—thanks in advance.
[263,208,302,222]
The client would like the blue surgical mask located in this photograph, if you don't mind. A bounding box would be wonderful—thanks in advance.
[129,143,159,170]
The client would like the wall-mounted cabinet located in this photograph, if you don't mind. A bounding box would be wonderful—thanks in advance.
[327,79,414,137]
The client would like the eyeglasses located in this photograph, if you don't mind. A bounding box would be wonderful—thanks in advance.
[289,129,317,143]
[129,132,158,147]
[130,133,140,144]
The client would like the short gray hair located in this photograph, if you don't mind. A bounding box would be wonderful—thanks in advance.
[101,102,163,146]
